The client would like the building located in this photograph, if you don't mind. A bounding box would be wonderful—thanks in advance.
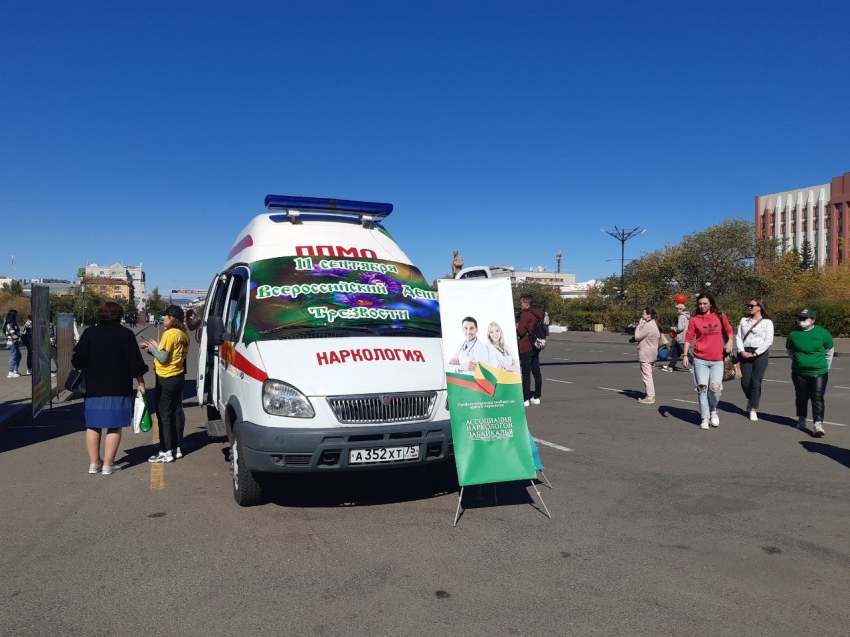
[24,279,76,296]
[79,262,146,312]
[560,279,599,299]
[755,171,850,267]
[84,276,132,302]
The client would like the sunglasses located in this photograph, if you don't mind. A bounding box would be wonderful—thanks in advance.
[746,304,759,308]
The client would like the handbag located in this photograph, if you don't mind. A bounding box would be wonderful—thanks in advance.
[64,369,87,394]
[716,312,737,381]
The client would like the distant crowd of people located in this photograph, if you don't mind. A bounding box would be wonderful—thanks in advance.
[631,294,835,435]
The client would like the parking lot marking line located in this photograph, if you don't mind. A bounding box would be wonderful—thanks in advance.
[533,437,573,452]
[599,387,625,393]
[834,386,850,390]
[552,357,571,361]
[672,399,698,404]
[764,379,792,383]
[809,419,847,427]
[545,378,573,384]
[150,463,165,490]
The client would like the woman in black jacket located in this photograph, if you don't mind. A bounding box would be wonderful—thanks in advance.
[71,302,148,475]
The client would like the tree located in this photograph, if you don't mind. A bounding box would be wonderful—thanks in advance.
[146,287,167,318]
[1,280,24,296]
[125,282,139,323]
[799,237,815,272]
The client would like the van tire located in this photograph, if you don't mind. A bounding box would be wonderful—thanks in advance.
[232,428,264,507]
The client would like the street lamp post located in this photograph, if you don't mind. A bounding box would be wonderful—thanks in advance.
[81,279,87,327]
[602,226,646,300]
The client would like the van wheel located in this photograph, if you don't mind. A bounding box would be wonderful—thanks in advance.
[232,429,263,507]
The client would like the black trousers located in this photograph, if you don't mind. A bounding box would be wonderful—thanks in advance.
[520,350,542,400]
[668,341,682,368]
[155,374,184,452]
[739,351,770,409]
[791,373,828,423]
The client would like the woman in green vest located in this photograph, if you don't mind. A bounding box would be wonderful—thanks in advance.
[785,309,834,437]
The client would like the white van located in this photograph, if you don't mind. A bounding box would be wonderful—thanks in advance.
[198,195,452,505]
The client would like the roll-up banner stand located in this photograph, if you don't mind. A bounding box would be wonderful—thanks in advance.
[437,278,551,525]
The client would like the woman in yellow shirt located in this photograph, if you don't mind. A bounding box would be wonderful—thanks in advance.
[141,305,190,463]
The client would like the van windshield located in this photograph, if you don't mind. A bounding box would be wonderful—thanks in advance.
[243,255,441,344]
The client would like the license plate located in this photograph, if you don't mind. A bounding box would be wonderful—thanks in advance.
[349,445,420,464]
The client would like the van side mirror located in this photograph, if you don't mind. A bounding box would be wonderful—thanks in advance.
[207,316,226,346]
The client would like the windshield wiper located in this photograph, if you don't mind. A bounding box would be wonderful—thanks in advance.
[378,326,442,336]
[260,324,374,336]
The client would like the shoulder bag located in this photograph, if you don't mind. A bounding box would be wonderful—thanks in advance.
[64,369,87,395]
[718,313,740,381]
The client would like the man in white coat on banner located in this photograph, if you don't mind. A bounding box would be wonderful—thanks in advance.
[447,316,493,375]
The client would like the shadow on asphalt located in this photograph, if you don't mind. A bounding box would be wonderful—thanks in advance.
[540,360,638,367]
[657,404,702,427]
[0,399,86,453]
[120,428,211,468]
[799,441,850,469]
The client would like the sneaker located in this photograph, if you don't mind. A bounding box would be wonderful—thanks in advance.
[660,366,672,373]
[7,371,20,378]
[700,418,710,430]
[101,464,122,475]
[796,418,807,430]
[813,422,825,437]
[530,398,540,405]
[638,397,656,404]
[175,447,183,459]
[88,462,103,474]
[25,369,31,376]
[710,411,720,427]
[148,451,174,463]
[749,410,758,422]
[523,400,530,407]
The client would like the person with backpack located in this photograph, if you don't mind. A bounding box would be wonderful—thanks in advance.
[516,295,544,407]
[21,313,33,375]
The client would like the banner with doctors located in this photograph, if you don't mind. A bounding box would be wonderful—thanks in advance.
[438,278,540,487]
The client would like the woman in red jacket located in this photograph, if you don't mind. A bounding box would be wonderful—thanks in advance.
[682,293,734,430]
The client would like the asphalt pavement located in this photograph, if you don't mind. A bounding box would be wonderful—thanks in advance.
[1,330,849,636]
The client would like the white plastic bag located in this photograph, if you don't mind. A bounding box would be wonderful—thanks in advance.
[133,389,147,434]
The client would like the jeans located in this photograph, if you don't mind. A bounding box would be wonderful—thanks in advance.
[692,357,724,419]
[792,373,828,423]
[155,374,185,453]
[739,351,770,410]
[520,349,542,401]
[8,342,21,372]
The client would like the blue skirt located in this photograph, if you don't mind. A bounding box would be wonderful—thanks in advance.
[85,395,134,429]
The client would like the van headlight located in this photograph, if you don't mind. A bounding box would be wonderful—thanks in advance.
[262,380,315,418]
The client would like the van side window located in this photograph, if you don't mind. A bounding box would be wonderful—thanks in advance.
[225,268,249,338]
[208,274,230,321]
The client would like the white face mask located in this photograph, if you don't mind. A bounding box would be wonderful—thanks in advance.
[799,319,812,330]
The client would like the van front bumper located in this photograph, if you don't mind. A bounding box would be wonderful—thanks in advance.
[237,420,453,473]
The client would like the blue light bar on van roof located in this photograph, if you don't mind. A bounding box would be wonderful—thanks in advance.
[264,195,393,218]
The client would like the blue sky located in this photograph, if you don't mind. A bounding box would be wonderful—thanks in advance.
[2,1,849,295]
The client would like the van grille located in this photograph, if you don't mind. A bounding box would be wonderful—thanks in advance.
[327,392,437,424]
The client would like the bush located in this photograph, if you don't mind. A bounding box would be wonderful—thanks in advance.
[769,302,850,338]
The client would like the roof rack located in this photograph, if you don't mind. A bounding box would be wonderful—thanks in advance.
[264,195,393,226]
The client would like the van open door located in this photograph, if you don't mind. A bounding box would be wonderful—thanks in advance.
[198,272,229,434]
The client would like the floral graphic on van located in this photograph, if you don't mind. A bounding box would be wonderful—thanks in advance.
[244,255,440,344]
